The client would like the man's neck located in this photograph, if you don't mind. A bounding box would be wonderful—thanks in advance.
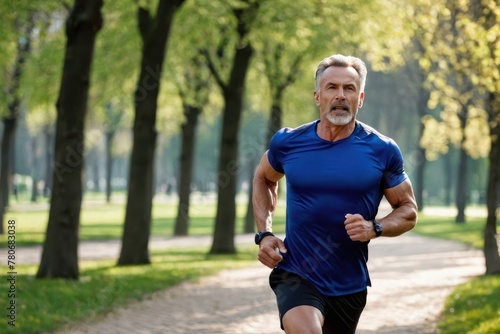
[316,120,356,142]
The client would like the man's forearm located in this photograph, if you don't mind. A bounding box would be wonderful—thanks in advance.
[379,204,417,237]
[252,176,279,232]
[380,180,418,237]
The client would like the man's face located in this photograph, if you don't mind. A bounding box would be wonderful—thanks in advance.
[314,66,364,126]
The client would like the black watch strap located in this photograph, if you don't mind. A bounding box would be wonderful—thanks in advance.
[255,231,274,245]
[372,219,383,237]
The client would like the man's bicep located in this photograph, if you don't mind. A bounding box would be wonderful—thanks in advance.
[384,179,417,209]
[255,151,284,183]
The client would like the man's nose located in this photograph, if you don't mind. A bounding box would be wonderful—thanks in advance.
[335,88,346,99]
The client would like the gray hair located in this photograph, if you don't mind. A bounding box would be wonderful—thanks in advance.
[315,54,367,92]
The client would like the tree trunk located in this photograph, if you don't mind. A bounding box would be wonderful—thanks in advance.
[415,146,426,211]
[415,85,430,212]
[455,147,468,223]
[444,152,453,206]
[105,130,114,203]
[455,97,470,223]
[210,41,254,254]
[36,0,103,279]
[266,93,285,198]
[92,149,99,192]
[0,15,34,233]
[174,105,201,236]
[31,136,39,203]
[208,2,259,254]
[484,92,500,274]
[118,0,185,265]
[244,158,257,234]
[266,101,283,147]
[44,125,54,197]
[1,119,17,212]
[0,119,16,234]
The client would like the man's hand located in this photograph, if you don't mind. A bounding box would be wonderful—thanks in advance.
[344,213,376,242]
[258,236,287,269]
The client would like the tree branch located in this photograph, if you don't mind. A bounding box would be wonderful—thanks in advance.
[233,0,260,40]
[137,6,151,42]
[200,49,226,90]
[156,0,186,23]
[154,0,186,37]
[279,52,304,91]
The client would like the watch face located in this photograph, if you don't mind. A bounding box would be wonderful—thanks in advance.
[254,233,261,244]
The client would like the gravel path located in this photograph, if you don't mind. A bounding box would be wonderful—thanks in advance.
[47,233,484,334]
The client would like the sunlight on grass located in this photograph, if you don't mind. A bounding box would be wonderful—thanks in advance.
[438,275,500,334]
[1,196,287,247]
[2,246,257,334]
[413,213,493,249]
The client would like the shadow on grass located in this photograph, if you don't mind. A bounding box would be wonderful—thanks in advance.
[2,247,256,334]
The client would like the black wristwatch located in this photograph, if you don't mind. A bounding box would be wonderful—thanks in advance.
[254,231,274,245]
[372,219,383,237]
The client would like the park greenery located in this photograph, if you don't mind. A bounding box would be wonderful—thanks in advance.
[0,0,497,273]
[0,200,498,333]
[0,0,499,328]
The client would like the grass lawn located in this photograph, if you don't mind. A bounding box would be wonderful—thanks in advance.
[413,209,500,334]
[438,275,500,334]
[0,197,498,333]
[2,246,257,334]
[413,213,489,249]
[0,195,286,247]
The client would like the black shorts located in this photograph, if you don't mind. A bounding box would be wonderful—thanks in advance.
[269,268,367,334]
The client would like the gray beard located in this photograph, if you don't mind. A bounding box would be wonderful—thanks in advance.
[326,112,353,126]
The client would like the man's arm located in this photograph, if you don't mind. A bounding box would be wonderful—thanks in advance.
[253,151,287,268]
[378,178,418,236]
[253,151,283,232]
[345,179,418,241]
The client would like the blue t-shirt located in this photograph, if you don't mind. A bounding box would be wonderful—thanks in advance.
[267,120,407,296]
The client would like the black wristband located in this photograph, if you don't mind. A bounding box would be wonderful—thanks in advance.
[255,231,274,245]
[372,219,383,237]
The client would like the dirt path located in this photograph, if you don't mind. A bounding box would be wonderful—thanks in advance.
[52,233,484,334]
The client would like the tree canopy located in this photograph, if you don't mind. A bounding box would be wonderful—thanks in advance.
[1,0,498,273]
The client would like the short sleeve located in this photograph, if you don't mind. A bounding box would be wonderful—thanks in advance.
[382,141,408,189]
[267,128,286,174]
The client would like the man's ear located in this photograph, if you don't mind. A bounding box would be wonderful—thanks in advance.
[314,90,320,107]
[358,91,365,108]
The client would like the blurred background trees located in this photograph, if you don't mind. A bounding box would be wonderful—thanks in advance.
[0,0,498,276]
